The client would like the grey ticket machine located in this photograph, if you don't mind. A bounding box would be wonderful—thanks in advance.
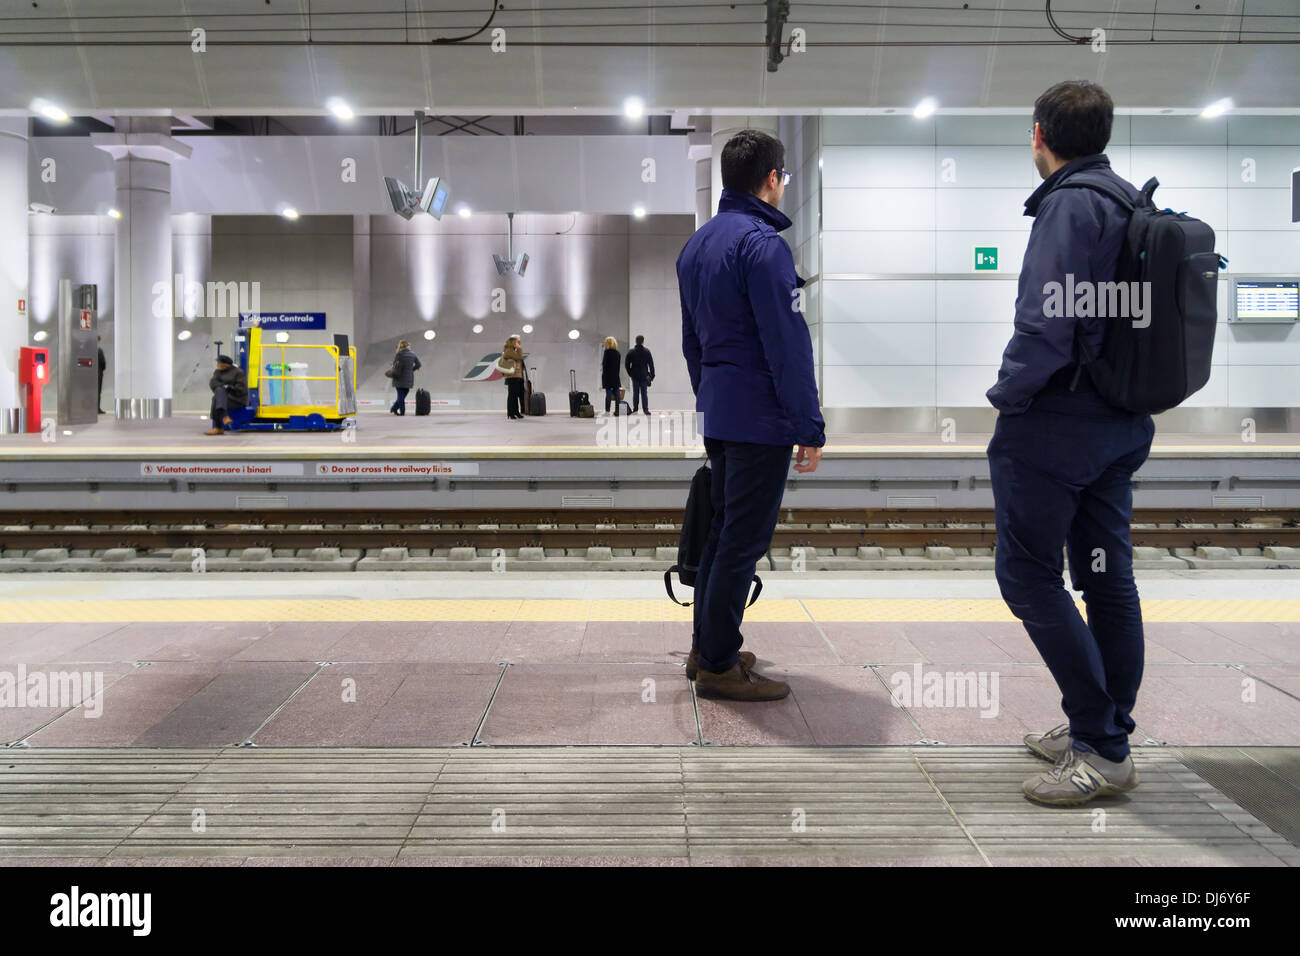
[57,279,99,426]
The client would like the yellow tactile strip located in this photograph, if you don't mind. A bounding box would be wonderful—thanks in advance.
[0,598,1296,624]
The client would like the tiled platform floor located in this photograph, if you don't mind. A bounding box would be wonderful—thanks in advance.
[2,408,1296,457]
[2,612,1297,748]
[1,574,1296,864]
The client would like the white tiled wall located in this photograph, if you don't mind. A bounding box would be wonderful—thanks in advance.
[817,114,1300,408]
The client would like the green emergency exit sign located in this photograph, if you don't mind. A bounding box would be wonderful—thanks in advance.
[974,247,999,271]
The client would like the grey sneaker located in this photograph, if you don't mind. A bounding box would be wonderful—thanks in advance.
[1024,723,1072,762]
[1023,744,1139,807]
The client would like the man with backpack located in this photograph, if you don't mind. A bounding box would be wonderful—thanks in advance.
[987,80,1222,807]
[677,129,826,702]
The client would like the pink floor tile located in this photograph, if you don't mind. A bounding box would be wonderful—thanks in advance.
[494,622,587,662]
[323,622,446,662]
[0,661,135,744]
[131,662,319,746]
[734,622,841,666]
[0,623,127,662]
[1201,623,1300,664]
[28,663,216,746]
[817,622,922,665]
[776,665,921,744]
[1133,668,1300,745]
[899,622,1016,665]
[408,623,511,663]
[231,622,362,661]
[479,663,696,745]
[580,621,677,663]
[255,662,503,746]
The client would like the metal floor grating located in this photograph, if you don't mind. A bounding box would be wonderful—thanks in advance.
[0,747,1295,865]
[1173,748,1300,848]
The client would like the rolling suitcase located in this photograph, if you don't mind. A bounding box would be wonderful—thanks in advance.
[568,370,589,418]
[527,367,546,416]
[414,388,431,416]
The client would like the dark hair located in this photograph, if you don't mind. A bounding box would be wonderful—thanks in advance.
[635,335,644,346]
[1033,81,1113,161]
[721,129,785,195]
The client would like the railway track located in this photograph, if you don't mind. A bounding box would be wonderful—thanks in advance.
[2,508,1298,552]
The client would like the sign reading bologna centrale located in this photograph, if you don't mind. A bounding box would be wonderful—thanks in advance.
[238,312,327,330]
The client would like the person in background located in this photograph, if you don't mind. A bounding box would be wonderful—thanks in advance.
[601,336,622,416]
[502,335,525,419]
[986,80,1151,807]
[96,335,106,415]
[386,340,422,415]
[677,128,825,702]
[624,334,655,415]
[204,354,248,435]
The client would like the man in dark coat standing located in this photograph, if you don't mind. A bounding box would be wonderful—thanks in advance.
[96,335,106,414]
[624,335,655,414]
[386,340,422,415]
[676,129,826,702]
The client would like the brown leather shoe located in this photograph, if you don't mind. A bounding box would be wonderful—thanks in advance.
[694,660,789,702]
[686,648,756,681]
[203,427,223,435]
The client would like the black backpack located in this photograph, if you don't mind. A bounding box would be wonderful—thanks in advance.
[1061,176,1223,415]
[664,464,762,608]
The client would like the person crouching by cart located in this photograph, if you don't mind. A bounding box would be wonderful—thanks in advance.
[205,354,248,435]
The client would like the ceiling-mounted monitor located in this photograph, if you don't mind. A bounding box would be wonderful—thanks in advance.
[385,177,417,220]
[419,178,450,219]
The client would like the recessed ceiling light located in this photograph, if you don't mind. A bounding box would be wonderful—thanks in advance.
[62,430,72,436]
[1200,97,1233,119]
[281,207,299,220]
[568,329,580,340]
[624,97,645,120]
[177,329,192,341]
[107,208,122,219]
[521,324,533,334]
[633,206,646,219]
[472,324,483,334]
[457,205,472,218]
[30,98,69,123]
[275,332,290,343]
[423,329,436,340]
[32,330,47,342]
[913,98,937,119]
[325,97,354,121]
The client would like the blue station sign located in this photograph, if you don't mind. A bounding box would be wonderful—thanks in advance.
[239,312,327,331]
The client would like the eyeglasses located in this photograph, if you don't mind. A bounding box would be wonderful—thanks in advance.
[777,169,792,186]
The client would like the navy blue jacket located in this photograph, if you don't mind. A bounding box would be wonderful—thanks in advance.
[987,155,1139,415]
[677,189,825,447]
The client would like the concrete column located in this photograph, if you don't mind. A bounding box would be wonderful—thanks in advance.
[694,159,711,230]
[0,117,29,433]
[91,118,191,419]
[710,116,779,217]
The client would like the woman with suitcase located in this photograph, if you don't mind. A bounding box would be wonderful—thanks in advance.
[385,340,421,415]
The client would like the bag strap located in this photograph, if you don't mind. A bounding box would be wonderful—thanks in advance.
[663,569,762,609]
[1054,175,1154,213]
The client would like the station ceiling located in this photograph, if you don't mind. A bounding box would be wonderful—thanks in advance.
[0,0,1296,114]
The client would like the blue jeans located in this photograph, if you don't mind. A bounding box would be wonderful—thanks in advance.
[692,437,792,673]
[604,386,622,413]
[390,387,409,414]
[987,381,1155,762]
[630,378,649,413]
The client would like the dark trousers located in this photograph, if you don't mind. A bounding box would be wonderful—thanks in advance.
[210,387,230,428]
[630,378,649,413]
[391,387,409,415]
[604,386,622,413]
[97,371,104,412]
[692,437,792,673]
[506,377,524,417]
[987,382,1155,762]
